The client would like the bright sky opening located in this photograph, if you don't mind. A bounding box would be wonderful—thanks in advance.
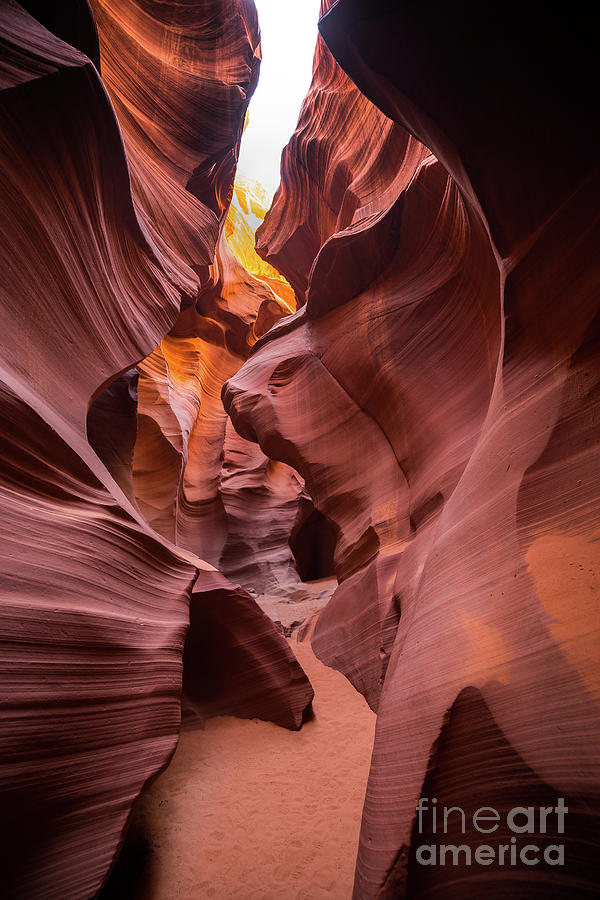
[237,0,322,200]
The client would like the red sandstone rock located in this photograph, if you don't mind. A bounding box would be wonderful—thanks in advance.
[226,153,502,707]
[4,0,599,895]
[319,0,599,259]
[224,2,600,897]
[90,0,306,593]
[219,420,306,591]
[0,4,312,898]
[255,0,429,307]
[183,572,312,729]
[90,0,261,291]
[127,230,303,583]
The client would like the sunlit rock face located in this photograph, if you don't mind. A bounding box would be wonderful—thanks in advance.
[0,3,313,898]
[254,0,430,308]
[88,3,307,599]
[227,177,297,312]
[126,184,303,589]
[225,0,600,896]
[88,0,309,593]
[90,0,260,290]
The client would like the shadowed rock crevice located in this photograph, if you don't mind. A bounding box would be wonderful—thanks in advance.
[289,497,337,581]
[405,687,600,899]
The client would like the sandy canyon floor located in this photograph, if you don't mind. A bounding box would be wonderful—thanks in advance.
[102,637,376,899]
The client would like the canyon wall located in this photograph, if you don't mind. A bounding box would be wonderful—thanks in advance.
[88,0,304,592]
[2,0,599,897]
[225,1,600,897]
[0,3,312,898]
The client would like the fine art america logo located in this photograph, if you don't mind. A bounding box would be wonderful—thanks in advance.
[415,797,567,867]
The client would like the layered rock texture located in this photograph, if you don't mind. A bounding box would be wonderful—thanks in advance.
[224,0,600,897]
[2,0,599,898]
[88,0,304,591]
[0,3,312,898]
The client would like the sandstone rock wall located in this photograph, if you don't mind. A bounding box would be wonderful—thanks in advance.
[225,1,600,896]
[0,4,312,897]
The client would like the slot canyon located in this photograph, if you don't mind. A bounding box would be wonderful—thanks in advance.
[0,1,599,898]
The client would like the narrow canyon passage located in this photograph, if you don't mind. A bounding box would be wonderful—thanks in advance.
[1,1,599,899]
[100,4,379,895]
[102,640,376,899]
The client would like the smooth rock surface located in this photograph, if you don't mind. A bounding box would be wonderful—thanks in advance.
[225,2,600,896]
[0,4,313,897]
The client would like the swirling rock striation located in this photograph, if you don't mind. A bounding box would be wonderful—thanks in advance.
[90,0,261,290]
[225,1,600,897]
[0,4,312,899]
[127,203,303,588]
[254,0,429,308]
[89,0,306,592]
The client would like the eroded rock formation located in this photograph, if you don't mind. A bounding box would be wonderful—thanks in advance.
[224,1,600,897]
[88,0,305,586]
[88,0,314,594]
[0,3,312,898]
[2,0,599,897]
